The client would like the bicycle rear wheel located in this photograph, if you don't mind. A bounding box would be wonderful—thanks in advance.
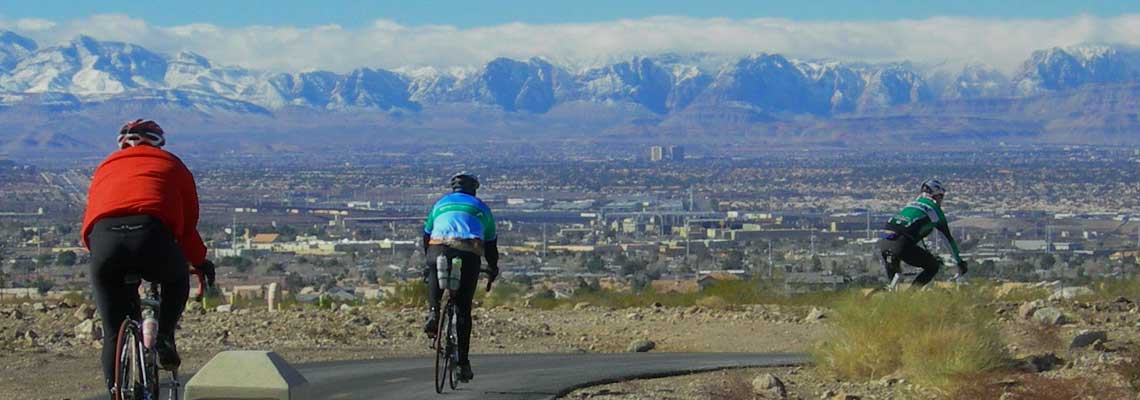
[433,301,452,393]
[113,320,142,400]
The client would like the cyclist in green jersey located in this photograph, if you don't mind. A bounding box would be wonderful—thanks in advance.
[880,179,968,288]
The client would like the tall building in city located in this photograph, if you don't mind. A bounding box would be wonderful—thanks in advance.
[650,146,664,162]
[668,145,684,162]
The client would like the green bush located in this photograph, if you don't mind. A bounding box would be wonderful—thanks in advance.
[815,287,1011,390]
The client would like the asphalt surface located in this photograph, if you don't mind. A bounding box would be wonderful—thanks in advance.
[298,352,810,400]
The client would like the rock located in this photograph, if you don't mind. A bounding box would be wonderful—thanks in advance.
[752,373,787,399]
[1032,307,1068,325]
[804,307,827,323]
[12,309,24,320]
[23,330,38,341]
[73,304,95,320]
[267,282,280,312]
[1050,286,1093,301]
[626,313,642,321]
[299,286,318,295]
[215,304,233,313]
[573,302,591,311]
[32,302,46,312]
[74,319,102,341]
[1024,353,1062,373]
[338,304,354,313]
[627,340,655,352]
[1070,330,1108,349]
[832,394,860,400]
[1018,300,1044,320]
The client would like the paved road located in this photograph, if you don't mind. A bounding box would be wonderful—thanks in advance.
[299,352,809,400]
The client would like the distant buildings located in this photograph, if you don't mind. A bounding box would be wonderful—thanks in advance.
[649,145,684,162]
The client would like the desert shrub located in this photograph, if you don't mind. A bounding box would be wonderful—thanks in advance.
[815,287,1011,390]
[382,280,427,307]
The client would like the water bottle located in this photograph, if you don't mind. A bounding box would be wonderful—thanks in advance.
[450,257,463,290]
[436,255,449,290]
[142,315,158,349]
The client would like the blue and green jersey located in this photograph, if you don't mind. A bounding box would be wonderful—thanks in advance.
[424,192,496,241]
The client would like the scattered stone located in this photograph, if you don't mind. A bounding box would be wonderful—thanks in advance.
[215,304,233,313]
[185,301,205,314]
[74,319,102,341]
[12,309,24,320]
[626,312,642,321]
[338,304,354,313]
[73,304,95,320]
[751,373,787,399]
[627,339,655,352]
[804,307,827,323]
[1032,307,1068,325]
[573,302,591,311]
[1024,353,1062,373]
[1070,330,1108,349]
[31,302,46,312]
[832,393,860,400]
[1050,286,1093,301]
[1018,300,1044,320]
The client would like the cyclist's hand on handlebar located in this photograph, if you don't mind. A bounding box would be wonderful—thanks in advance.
[487,264,499,284]
[956,260,968,276]
[195,259,217,287]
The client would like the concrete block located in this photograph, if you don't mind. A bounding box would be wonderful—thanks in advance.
[185,351,308,400]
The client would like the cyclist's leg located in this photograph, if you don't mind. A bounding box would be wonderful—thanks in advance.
[878,237,904,283]
[899,245,941,286]
[134,217,190,341]
[87,217,140,391]
[451,248,481,366]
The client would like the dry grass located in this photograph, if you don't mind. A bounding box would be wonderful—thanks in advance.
[1116,349,1140,392]
[814,287,1012,390]
[952,372,1132,400]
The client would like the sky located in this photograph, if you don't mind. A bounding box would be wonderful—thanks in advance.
[3,0,1137,28]
[1,1,1139,73]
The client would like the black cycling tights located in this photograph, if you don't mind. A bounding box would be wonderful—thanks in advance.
[88,215,189,390]
[425,245,481,365]
[879,237,942,287]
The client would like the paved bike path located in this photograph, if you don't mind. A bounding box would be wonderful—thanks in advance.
[298,352,809,400]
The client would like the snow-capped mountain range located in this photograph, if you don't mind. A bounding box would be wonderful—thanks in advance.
[2,30,1138,117]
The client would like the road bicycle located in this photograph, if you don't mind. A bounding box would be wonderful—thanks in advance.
[112,268,207,400]
[432,255,493,394]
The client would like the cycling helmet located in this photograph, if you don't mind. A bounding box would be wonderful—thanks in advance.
[117,119,165,149]
[921,179,946,196]
[449,172,480,194]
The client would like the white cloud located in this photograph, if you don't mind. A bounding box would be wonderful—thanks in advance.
[2,13,1139,73]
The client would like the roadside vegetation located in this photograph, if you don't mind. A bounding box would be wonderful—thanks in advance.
[814,287,1012,392]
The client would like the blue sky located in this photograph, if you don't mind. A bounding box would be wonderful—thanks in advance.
[3,0,1138,28]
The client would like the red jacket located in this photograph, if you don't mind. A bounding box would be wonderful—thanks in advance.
[81,145,207,265]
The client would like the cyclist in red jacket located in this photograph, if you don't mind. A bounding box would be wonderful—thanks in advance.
[82,119,216,394]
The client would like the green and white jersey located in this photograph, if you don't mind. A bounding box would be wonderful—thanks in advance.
[885,194,962,263]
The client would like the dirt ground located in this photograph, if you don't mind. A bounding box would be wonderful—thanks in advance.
[0,302,824,399]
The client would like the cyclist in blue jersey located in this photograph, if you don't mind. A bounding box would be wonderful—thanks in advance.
[423,172,499,382]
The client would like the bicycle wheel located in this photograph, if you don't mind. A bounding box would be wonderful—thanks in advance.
[433,300,451,393]
[446,305,458,390]
[113,320,141,400]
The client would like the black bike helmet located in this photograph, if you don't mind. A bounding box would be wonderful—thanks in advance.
[921,179,946,196]
[449,172,480,194]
